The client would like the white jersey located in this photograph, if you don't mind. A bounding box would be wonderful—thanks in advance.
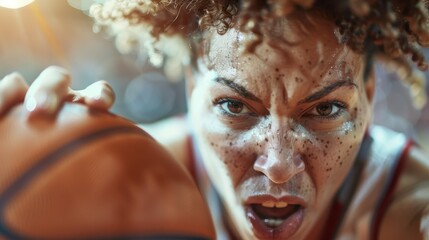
[334,125,410,240]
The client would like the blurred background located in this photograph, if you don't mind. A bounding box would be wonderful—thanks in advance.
[0,0,428,151]
[0,0,187,124]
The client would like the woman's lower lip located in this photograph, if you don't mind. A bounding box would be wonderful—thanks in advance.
[246,206,304,239]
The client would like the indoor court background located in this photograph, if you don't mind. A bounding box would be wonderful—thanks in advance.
[0,0,428,151]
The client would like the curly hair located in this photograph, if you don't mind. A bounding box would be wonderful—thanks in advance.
[90,0,428,108]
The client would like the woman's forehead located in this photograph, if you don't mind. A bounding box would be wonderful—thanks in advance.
[197,13,365,106]
[204,11,361,66]
[203,19,364,84]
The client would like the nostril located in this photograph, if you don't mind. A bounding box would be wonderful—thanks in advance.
[253,154,305,184]
[293,155,305,171]
[253,155,292,184]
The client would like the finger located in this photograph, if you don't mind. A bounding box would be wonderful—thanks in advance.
[0,72,29,115]
[71,80,115,110]
[24,66,71,115]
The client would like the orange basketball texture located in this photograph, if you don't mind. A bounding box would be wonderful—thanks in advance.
[0,103,215,239]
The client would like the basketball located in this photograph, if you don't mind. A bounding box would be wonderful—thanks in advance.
[0,103,215,239]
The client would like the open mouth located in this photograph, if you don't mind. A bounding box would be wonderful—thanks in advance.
[252,201,301,228]
[246,199,305,239]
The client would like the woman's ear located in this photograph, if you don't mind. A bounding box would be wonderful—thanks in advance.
[365,72,375,104]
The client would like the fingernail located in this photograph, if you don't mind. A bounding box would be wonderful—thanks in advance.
[25,92,58,114]
[93,86,104,101]
[92,87,110,105]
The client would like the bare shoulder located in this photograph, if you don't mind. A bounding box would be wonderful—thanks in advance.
[137,116,191,167]
[379,145,429,240]
[397,145,429,194]
[398,145,429,203]
[405,145,429,180]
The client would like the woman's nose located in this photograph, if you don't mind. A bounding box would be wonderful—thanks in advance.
[253,150,305,184]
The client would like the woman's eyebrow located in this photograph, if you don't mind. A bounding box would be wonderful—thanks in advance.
[298,80,358,104]
[213,77,262,103]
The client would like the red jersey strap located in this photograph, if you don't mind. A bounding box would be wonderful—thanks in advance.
[321,133,373,240]
[369,139,414,240]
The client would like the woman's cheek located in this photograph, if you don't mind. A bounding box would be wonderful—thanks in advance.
[201,124,259,187]
[300,109,367,197]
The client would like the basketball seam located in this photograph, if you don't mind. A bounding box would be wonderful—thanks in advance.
[0,126,147,240]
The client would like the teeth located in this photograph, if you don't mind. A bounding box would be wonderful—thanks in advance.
[276,201,288,208]
[261,201,288,208]
[263,218,284,228]
[262,201,275,208]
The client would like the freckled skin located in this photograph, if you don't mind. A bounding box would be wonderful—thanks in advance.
[188,10,373,240]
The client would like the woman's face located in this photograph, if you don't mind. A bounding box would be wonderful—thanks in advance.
[188,11,373,240]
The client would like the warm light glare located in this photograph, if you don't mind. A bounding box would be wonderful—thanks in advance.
[0,0,34,9]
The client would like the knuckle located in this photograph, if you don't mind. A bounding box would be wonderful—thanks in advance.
[34,66,72,94]
[0,72,28,91]
[100,81,115,100]
[44,65,68,74]
[41,66,71,82]
[0,72,28,107]
[4,72,22,79]
[97,80,110,87]
[99,81,113,92]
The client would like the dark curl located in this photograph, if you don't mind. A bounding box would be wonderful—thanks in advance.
[90,0,428,107]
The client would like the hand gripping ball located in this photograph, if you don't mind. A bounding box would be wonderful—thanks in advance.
[0,103,215,240]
